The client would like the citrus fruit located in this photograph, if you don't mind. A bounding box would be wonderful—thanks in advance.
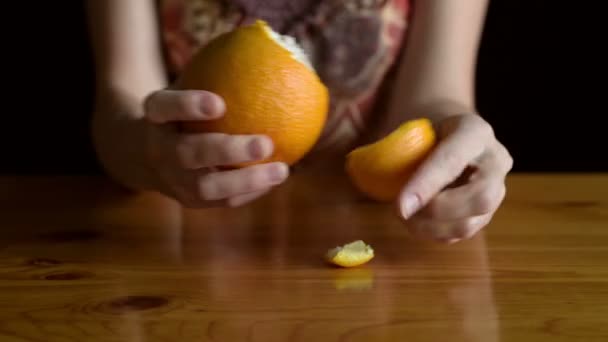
[175,20,329,166]
[326,240,375,268]
[345,118,437,201]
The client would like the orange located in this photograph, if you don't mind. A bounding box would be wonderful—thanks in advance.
[175,20,329,166]
[345,118,437,201]
[326,240,375,268]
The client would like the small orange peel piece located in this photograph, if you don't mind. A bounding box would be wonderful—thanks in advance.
[326,240,374,267]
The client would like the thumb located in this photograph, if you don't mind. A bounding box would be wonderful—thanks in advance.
[144,90,225,124]
[398,129,485,219]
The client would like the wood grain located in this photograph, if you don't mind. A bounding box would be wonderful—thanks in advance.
[0,168,607,341]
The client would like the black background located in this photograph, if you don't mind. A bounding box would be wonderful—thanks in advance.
[1,1,605,174]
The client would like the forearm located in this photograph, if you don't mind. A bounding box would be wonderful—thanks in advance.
[386,0,489,124]
[86,0,168,190]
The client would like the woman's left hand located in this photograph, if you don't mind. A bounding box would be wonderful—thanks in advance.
[398,113,513,243]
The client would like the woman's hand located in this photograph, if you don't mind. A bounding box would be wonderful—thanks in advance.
[398,114,513,243]
[142,89,289,208]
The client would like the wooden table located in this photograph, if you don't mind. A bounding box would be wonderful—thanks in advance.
[0,168,607,341]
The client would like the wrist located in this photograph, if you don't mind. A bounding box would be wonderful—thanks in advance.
[403,99,478,123]
[91,91,158,193]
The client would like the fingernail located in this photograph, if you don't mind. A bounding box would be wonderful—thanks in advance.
[268,163,289,183]
[248,136,272,160]
[200,94,225,117]
[401,194,421,219]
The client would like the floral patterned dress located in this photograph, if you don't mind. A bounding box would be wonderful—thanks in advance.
[159,0,411,155]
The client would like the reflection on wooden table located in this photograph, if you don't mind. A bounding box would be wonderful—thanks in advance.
[0,167,606,341]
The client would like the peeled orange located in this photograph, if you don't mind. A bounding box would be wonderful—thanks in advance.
[175,20,329,166]
[345,118,437,201]
[326,240,375,268]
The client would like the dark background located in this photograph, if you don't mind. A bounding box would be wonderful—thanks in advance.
[1,1,605,174]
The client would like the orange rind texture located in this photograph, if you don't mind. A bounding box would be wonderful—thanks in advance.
[326,240,375,268]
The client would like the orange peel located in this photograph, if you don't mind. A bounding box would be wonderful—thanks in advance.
[345,118,437,201]
[326,240,374,267]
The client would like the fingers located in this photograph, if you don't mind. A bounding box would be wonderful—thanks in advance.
[175,133,274,169]
[394,114,513,243]
[418,174,506,221]
[399,116,494,219]
[144,90,226,123]
[142,90,284,208]
[197,162,289,201]
[402,142,509,241]
[492,141,514,173]
[415,141,512,221]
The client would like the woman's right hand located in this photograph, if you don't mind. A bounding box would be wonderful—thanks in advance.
[142,89,289,208]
